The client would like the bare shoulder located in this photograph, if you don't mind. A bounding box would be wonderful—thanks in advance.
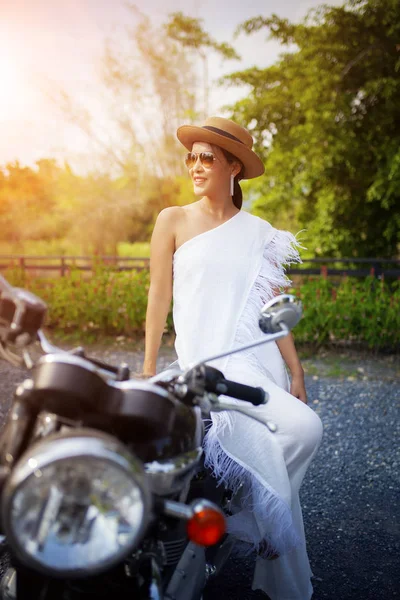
[153,206,180,232]
[157,206,184,222]
[152,207,188,254]
[156,206,187,232]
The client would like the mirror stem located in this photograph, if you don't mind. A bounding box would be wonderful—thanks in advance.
[187,323,289,371]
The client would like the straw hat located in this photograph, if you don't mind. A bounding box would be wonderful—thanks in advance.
[176,116,265,179]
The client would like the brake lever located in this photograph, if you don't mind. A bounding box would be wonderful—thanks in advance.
[198,394,277,433]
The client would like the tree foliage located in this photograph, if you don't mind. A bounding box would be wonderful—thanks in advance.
[166,12,240,118]
[0,161,190,254]
[224,0,400,257]
[1,9,223,252]
[0,160,60,243]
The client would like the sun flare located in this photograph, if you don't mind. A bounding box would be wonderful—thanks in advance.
[0,54,22,118]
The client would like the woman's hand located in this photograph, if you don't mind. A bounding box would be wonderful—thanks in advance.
[276,334,308,403]
[137,372,155,380]
[290,370,308,404]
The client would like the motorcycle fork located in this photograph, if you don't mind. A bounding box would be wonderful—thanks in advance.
[165,541,206,600]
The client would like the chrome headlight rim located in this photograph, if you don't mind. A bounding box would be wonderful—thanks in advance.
[2,429,151,577]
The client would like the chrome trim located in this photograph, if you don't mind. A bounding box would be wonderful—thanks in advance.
[35,352,109,378]
[110,379,171,398]
[163,500,193,520]
[145,447,203,496]
[37,330,65,355]
[31,412,59,439]
[4,432,147,492]
[191,499,223,516]
[259,294,303,334]
[162,498,224,522]
[148,364,182,384]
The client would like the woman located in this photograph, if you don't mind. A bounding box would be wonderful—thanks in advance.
[143,117,323,600]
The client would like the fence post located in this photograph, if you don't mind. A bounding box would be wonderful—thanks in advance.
[19,257,25,271]
[320,265,328,279]
[374,261,382,279]
[60,257,66,277]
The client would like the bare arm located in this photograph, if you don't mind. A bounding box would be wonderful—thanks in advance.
[276,334,307,403]
[142,208,177,376]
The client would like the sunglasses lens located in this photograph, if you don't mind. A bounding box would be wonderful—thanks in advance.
[185,152,196,169]
[200,152,215,168]
[185,152,215,169]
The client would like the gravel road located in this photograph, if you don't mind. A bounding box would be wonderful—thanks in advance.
[0,344,398,600]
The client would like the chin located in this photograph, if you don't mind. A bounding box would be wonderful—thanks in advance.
[193,185,206,196]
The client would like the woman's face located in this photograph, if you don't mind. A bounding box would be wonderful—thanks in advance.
[187,142,239,198]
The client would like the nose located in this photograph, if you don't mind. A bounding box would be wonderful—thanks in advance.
[192,155,204,172]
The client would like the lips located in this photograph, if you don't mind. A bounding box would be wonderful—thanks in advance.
[193,178,206,184]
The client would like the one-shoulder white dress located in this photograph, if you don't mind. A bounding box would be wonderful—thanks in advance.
[172,210,323,600]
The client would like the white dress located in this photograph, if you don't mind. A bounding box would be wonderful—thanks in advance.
[172,210,323,600]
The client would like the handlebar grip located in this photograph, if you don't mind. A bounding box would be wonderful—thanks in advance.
[215,379,266,406]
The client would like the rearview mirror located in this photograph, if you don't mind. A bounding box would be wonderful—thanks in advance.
[258,294,302,334]
[0,275,47,343]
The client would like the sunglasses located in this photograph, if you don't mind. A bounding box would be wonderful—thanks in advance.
[185,151,216,169]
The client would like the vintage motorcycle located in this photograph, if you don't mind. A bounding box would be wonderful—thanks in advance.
[0,274,302,599]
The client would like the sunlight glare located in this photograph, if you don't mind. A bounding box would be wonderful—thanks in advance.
[0,54,22,119]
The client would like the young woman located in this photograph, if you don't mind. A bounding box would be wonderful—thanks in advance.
[143,117,323,600]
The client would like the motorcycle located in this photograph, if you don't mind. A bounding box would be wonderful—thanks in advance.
[0,274,302,599]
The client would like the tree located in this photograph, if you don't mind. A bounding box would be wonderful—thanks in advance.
[45,8,227,245]
[0,160,60,244]
[52,6,202,180]
[166,12,240,118]
[224,0,400,257]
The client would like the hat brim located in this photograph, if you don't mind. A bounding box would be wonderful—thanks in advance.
[177,125,265,180]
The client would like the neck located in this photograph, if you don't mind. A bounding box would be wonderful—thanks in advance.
[200,195,238,219]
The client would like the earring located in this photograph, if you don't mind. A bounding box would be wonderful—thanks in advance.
[230,174,234,196]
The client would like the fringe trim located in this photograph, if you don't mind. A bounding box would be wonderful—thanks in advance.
[204,413,302,558]
[230,228,303,375]
[256,228,303,305]
[203,228,304,557]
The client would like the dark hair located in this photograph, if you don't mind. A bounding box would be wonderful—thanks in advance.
[220,148,244,209]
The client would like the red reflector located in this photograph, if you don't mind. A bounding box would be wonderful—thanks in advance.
[186,507,226,547]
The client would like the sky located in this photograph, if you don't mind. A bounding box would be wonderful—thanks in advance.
[0,0,343,169]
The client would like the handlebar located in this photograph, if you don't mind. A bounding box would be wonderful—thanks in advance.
[188,365,267,406]
[213,379,266,405]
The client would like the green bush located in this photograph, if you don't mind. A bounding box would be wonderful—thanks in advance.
[3,268,399,351]
[3,266,163,339]
[291,276,400,351]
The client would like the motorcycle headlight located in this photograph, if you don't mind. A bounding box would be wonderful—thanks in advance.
[2,429,151,577]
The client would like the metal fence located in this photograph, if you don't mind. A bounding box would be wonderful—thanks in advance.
[0,255,399,278]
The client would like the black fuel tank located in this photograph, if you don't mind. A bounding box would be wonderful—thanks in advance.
[30,354,198,462]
